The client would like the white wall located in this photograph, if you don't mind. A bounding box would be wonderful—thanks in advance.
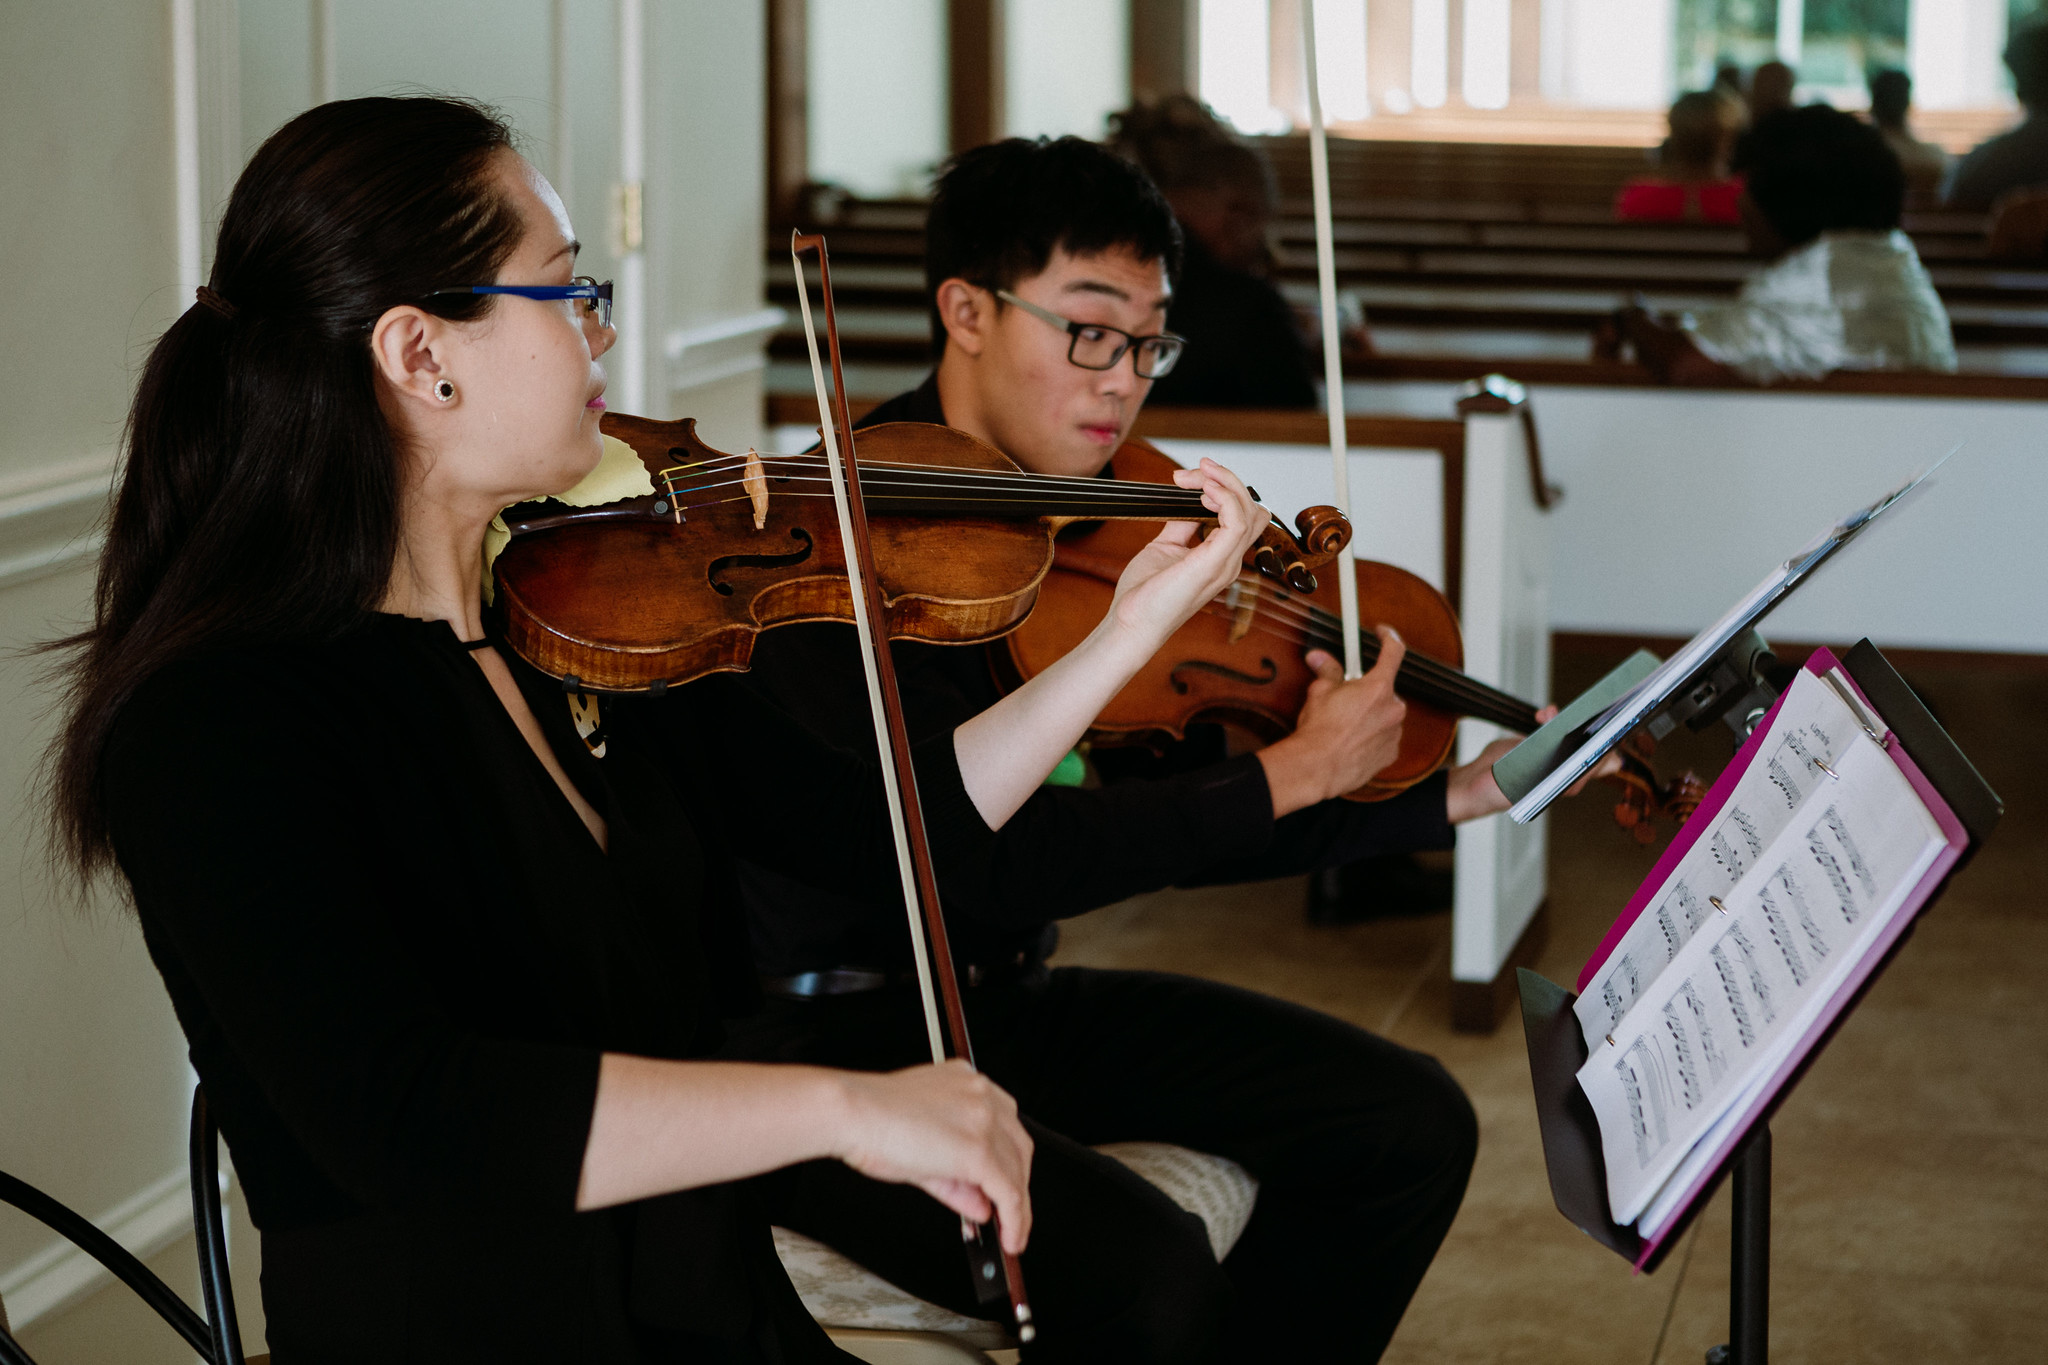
[0,0,194,1337]
[1344,379,2048,656]
[2,0,771,1345]
[808,0,946,197]
[1007,0,1131,139]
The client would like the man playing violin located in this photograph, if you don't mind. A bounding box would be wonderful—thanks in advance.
[726,137,1551,1362]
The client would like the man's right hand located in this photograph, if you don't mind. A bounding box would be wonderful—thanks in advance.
[1256,627,1409,818]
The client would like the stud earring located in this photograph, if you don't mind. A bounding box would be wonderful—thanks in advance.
[434,379,456,402]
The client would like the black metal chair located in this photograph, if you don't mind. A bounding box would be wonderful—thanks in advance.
[0,1084,246,1365]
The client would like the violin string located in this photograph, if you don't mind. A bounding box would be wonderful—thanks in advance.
[663,466,1217,509]
[1181,581,1538,725]
[680,448,1212,496]
[664,452,1218,501]
[1210,605,1536,726]
[666,487,1214,520]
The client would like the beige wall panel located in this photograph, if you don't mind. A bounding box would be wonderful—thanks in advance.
[0,1,179,483]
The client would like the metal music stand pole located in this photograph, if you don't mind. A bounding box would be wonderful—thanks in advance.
[1706,1124,1771,1365]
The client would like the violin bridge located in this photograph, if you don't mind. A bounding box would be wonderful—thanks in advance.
[1224,578,1258,643]
[743,448,769,530]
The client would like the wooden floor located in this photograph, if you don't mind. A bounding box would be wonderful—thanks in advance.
[1051,644,2048,1364]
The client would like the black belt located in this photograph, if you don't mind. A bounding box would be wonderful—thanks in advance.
[761,955,1043,999]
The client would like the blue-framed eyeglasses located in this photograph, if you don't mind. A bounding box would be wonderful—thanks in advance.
[427,276,613,329]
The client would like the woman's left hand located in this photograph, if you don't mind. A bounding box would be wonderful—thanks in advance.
[1103,458,1264,650]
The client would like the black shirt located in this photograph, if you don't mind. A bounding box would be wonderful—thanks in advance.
[730,379,1453,977]
[1146,236,1318,410]
[105,613,982,1360]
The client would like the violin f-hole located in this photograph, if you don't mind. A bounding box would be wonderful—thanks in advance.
[1169,657,1279,695]
[707,526,814,596]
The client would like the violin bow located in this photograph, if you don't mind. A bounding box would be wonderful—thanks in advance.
[789,231,1036,1344]
[1300,0,1366,679]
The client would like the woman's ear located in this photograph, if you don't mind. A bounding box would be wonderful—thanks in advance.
[934,278,993,358]
[369,305,452,407]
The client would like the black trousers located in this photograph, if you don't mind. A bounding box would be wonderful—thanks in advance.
[733,967,1477,1363]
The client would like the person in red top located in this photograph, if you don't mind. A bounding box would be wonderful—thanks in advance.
[1616,90,1746,225]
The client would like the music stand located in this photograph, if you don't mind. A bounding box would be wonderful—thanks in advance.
[1518,641,2001,1364]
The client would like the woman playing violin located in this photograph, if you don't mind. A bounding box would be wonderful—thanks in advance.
[44,97,1272,1362]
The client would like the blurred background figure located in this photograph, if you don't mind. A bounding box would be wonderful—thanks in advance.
[1603,105,1953,384]
[1106,94,1321,409]
[1747,60,1798,123]
[1107,96,1442,925]
[1867,69,1947,203]
[1946,22,2048,208]
[1616,90,1747,223]
[1732,60,1799,173]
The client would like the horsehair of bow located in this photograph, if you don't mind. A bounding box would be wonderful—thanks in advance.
[789,235,946,1065]
[1301,0,1365,679]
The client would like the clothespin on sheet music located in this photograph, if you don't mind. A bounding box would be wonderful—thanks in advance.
[1300,0,1364,678]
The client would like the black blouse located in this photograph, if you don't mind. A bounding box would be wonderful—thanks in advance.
[104,614,990,1362]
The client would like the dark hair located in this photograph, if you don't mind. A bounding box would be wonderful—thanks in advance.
[2009,21,2048,106]
[1664,90,1739,167]
[1743,105,1905,248]
[1868,68,1912,127]
[1106,94,1275,204]
[45,95,524,881]
[924,136,1182,354]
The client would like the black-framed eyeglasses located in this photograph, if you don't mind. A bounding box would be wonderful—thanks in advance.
[427,276,613,329]
[996,289,1185,379]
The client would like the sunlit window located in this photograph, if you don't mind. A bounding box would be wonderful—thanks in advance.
[1198,0,1288,133]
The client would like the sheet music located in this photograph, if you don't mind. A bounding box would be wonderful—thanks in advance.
[1578,733,1946,1225]
[1573,670,1869,1053]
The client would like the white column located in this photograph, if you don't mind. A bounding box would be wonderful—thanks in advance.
[614,0,646,417]
[1546,0,1670,109]
[1198,0,1284,132]
[1411,0,1449,108]
[1775,0,1803,66]
[1910,0,2011,110]
[1007,0,1131,138]
[1462,0,1510,109]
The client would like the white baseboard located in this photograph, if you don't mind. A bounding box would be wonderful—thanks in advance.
[0,1167,192,1330]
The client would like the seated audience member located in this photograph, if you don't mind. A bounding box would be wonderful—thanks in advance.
[1616,91,1746,224]
[1732,60,1798,170]
[1868,68,1948,201]
[1947,23,2048,209]
[1105,94,1324,408]
[1986,184,2048,260]
[1604,105,1955,384]
[1109,97,1431,922]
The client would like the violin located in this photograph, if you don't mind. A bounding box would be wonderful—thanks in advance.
[491,415,1353,693]
[1004,440,1706,828]
[1002,439,1527,799]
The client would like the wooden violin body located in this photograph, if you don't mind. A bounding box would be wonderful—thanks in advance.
[1005,440,1537,801]
[493,412,1352,692]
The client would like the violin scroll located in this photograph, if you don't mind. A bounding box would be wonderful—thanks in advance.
[1247,503,1351,593]
[1608,733,1708,845]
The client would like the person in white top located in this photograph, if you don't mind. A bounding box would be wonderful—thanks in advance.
[1602,105,1956,385]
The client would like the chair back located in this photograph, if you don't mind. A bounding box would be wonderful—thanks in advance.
[0,1085,245,1364]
